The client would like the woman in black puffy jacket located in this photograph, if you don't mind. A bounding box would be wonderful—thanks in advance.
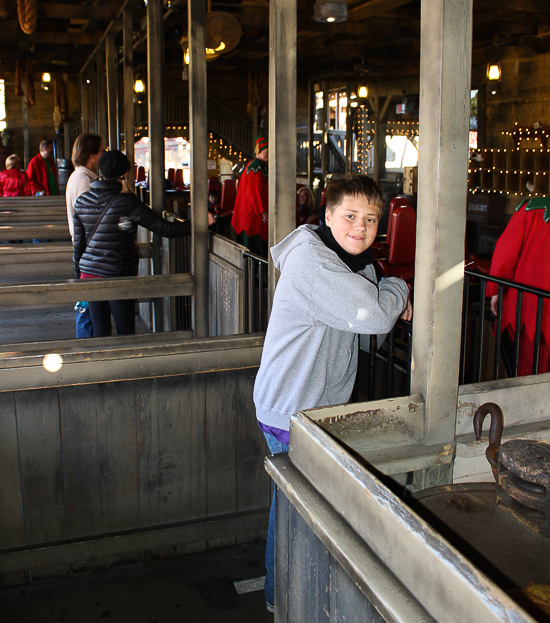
[73,150,189,337]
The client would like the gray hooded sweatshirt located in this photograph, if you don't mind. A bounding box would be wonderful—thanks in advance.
[253,225,409,432]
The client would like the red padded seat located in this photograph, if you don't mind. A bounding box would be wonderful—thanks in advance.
[216,178,237,219]
[208,176,221,195]
[136,165,146,183]
[375,205,416,285]
[167,168,175,185]
[173,169,185,190]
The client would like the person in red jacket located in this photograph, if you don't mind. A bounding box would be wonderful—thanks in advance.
[26,140,59,196]
[487,198,550,376]
[231,134,268,257]
[0,154,31,196]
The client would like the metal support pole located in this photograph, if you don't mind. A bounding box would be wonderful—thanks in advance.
[123,10,135,189]
[188,0,209,337]
[268,0,297,311]
[147,0,166,332]
[411,0,473,450]
[106,35,118,152]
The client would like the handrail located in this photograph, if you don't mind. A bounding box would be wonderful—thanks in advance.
[461,269,550,382]
[242,250,268,333]
[0,273,194,310]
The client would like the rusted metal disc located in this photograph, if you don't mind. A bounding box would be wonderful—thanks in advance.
[499,440,550,488]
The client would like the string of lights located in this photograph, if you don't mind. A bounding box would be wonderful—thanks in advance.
[133,126,247,167]
[468,142,550,197]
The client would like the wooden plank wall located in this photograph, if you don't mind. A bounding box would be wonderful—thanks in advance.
[3,72,81,166]
[0,366,270,586]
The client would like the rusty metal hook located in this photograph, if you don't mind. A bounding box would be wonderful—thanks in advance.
[473,402,504,481]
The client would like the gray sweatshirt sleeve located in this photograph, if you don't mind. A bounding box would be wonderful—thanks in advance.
[308,262,409,335]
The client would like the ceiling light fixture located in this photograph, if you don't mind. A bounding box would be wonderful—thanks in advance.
[487,62,501,82]
[358,85,368,98]
[313,0,347,23]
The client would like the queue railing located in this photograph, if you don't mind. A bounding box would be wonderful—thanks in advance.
[242,250,268,333]
[460,269,550,383]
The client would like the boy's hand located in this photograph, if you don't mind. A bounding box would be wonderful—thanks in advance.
[400,299,413,321]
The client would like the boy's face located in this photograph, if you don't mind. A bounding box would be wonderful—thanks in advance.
[325,195,379,255]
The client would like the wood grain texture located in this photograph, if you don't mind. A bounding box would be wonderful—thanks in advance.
[0,392,25,548]
[61,382,139,538]
[137,375,207,525]
[15,388,66,544]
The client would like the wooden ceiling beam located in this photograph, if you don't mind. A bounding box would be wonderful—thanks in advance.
[37,3,120,21]
[347,0,414,20]
[474,0,550,13]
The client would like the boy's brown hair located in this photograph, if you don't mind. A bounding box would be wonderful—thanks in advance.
[72,133,103,167]
[325,174,384,218]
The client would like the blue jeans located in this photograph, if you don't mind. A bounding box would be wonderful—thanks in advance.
[75,305,94,338]
[263,432,289,607]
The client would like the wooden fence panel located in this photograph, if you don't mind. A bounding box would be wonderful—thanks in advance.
[0,392,25,549]
[137,374,207,526]
[15,388,66,545]
[235,369,270,512]
[60,382,140,539]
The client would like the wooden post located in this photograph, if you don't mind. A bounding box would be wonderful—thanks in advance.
[188,0,209,337]
[345,82,353,174]
[22,86,29,168]
[89,64,98,135]
[123,10,135,189]
[411,0,473,454]
[106,35,118,152]
[307,79,315,187]
[268,0,297,310]
[80,73,88,134]
[321,81,329,183]
[96,50,107,142]
[147,0,166,332]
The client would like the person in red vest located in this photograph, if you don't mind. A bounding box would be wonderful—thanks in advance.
[231,134,268,257]
[0,154,31,196]
[487,198,550,375]
[26,139,59,196]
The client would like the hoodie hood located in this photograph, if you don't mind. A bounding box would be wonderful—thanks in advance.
[271,225,321,272]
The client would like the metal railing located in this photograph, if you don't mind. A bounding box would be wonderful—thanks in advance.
[242,250,268,333]
[359,319,413,402]
[460,269,550,383]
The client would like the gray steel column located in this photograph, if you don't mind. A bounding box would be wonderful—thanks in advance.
[411,0,473,446]
[188,0,208,337]
[307,79,314,187]
[268,0,297,307]
[147,0,166,332]
[106,35,118,152]
[123,10,135,189]
[96,50,107,141]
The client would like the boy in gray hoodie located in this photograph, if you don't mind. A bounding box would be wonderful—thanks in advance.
[254,173,412,611]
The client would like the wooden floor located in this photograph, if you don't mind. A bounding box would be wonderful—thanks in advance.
[0,542,273,622]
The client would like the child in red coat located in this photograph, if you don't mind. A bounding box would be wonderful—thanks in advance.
[0,154,31,197]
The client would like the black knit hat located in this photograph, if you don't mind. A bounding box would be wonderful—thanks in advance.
[99,150,131,179]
